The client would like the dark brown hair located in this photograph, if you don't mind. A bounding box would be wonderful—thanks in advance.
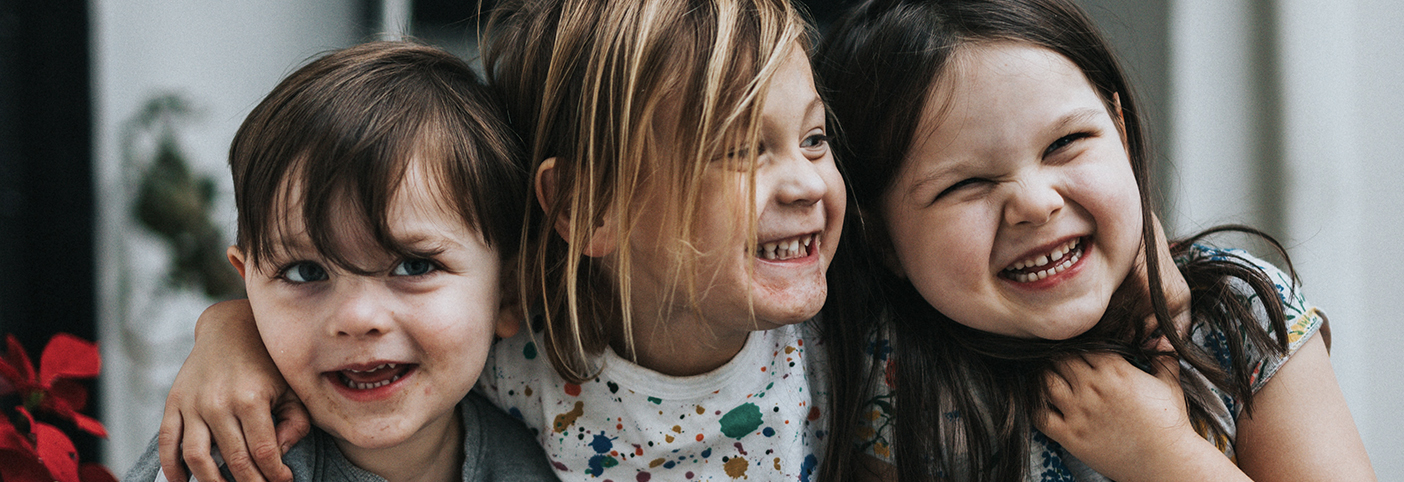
[483,0,809,382]
[230,41,525,272]
[815,0,1291,480]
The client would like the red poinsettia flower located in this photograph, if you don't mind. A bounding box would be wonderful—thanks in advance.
[0,407,117,482]
[0,334,106,438]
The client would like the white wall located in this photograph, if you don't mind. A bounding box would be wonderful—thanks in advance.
[1170,0,1400,474]
[92,1,364,472]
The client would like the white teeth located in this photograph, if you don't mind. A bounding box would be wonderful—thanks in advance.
[1007,245,1083,283]
[757,235,815,261]
[340,370,405,390]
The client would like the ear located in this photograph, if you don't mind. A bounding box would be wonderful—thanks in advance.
[494,267,524,339]
[1111,92,1129,146]
[227,245,249,278]
[535,157,617,258]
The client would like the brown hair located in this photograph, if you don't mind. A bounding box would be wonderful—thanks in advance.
[483,0,810,382]
[229,41,526,273]
[816,0,1291,480]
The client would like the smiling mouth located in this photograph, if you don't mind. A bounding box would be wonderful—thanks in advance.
[1002,238,1084,283]
[334,363,413,390]
[756,234,817,261]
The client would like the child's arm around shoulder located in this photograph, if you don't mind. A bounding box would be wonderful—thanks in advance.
[1235,332,1374,480]
[157,299,310,482]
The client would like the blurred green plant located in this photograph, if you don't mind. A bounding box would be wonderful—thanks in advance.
[123,95,244,299]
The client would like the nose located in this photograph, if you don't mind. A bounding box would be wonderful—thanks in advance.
[1003,175,1064,226]
[326,279,394,338]
[772,151,828,207]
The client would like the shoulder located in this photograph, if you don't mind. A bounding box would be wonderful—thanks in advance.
[460,392,558,481]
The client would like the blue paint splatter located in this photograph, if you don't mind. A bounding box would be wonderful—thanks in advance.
[701,448,712,458]
[799,454,818,482]
[590,434,614,454]
[762,427,775,437]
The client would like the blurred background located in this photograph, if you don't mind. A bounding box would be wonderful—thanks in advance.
[0,0,1398,476]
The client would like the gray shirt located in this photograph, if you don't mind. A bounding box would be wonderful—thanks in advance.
[124,392,558,482]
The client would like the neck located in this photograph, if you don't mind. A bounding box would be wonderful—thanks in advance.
[334,410,463,482]
[614,308,752,377]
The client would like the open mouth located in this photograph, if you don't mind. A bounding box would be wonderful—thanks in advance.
[333,363,413,390]
[1001,237,1084,283]
[756,233,818,261]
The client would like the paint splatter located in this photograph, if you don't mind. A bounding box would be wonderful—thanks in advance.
[586,454,619,477]
[734,442,748,455]
[672,425,683,433]
[773,457,781,471]
[636,473,651,482]
[720,403,763,439]
[762,427,775,437]
[553,401,584,433]
[701,448,712,458]
[552,461,569,471]
[799,454,817,482]
[647,396,663,404]
[607,381,620,393]
[590,434,614,454]
[695,405,706,414]
[807,407,821,421]
[665,434,675,443]
[564,383,582,396]
[649,458,665,468]
[523,341,538,359]
[724,457,749,479]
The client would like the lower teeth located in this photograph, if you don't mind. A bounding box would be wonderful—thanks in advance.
[341,372,403,390]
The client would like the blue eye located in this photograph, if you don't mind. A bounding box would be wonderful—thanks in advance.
[282,262,328,283]
[391,259,436,277]
[801,134,830,149]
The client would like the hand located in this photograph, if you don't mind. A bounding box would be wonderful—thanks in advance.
[157,300,311,482]
[1038,354,1251,482]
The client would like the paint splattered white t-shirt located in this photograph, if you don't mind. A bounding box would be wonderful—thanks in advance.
[476,320,828,481]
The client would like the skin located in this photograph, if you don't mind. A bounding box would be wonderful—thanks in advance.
[159,44,844,480]
[881,42,1143,341]
[537,44,845,376]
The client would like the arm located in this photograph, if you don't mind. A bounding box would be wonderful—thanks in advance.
[1235,334,1375,480]
[1039,353,1253,482]
[157,299,310,482]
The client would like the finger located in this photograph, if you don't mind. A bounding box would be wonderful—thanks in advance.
[180,417,228,482]
[207,404,268,482]
[158,406,189,482]
[273,395,313,456]
[1043,368,1074,402]
[236,402,293,482]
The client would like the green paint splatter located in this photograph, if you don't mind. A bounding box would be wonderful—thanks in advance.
[523,341,537,359]
[720,403,763,439]
[648,396,663,405]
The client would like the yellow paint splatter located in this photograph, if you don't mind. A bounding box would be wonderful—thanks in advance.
[784,346,796,354]
[874,442,891,458]
[696,405,706,415]
[672,425,683,433]
[524,386,533,397]
[665,434,675,443]
[773,457,781,471]
[552,401,584,433]
[724,457,749,479]
[867,409,882,421]
[649,458,666,468]
[856,426,875,439]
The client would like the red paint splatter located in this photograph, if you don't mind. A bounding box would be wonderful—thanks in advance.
[734,442,748,455]
[634,445,644,456]
[564,383,582,396]
[637,473,651,482]
[696,433,704,441]
[807,407,821,421]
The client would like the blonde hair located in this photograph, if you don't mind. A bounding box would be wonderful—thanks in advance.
[485,0,810,382]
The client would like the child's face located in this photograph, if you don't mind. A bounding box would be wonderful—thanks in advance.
[229,167,514,452]
[880,42,1142,340]
[632,45,845,333]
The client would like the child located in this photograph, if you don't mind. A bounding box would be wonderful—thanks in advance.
[814,0,1374,480]
[123,42,557,482]
[154,2,846,481]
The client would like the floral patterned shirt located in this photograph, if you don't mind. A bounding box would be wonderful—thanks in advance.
[857,246,1326,481]
[477,320,829,481]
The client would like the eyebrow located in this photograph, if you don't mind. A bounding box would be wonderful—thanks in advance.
[1049,108,1106,136]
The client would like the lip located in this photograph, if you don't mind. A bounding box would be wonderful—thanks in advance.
[324,362,416,403]
[999,236,1090,289]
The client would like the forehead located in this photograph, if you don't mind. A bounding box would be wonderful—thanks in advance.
[909,42,1107,156]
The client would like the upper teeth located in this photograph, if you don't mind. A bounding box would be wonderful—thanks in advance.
[758,235,814,261]
[347,363,397,373]
[1005,239,1082,283]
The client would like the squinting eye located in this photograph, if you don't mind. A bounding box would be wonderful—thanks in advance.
[391,259,436,277]
[936,178,986,200]
[1044,133,1088,156]
[800,134,830,149]
[282,262,328,283]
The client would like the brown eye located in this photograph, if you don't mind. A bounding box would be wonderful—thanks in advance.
[281,262,328,283]
[1044,133,1088,157]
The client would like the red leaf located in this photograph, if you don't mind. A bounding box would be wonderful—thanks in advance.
[80,463,119,482]
[2,334,37,387]
[0,413,34,453]
[0,450,54,482]
[70,412,108,439]
[50,379,90,411]
[34,421,80,482]
[40,334,100,387]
